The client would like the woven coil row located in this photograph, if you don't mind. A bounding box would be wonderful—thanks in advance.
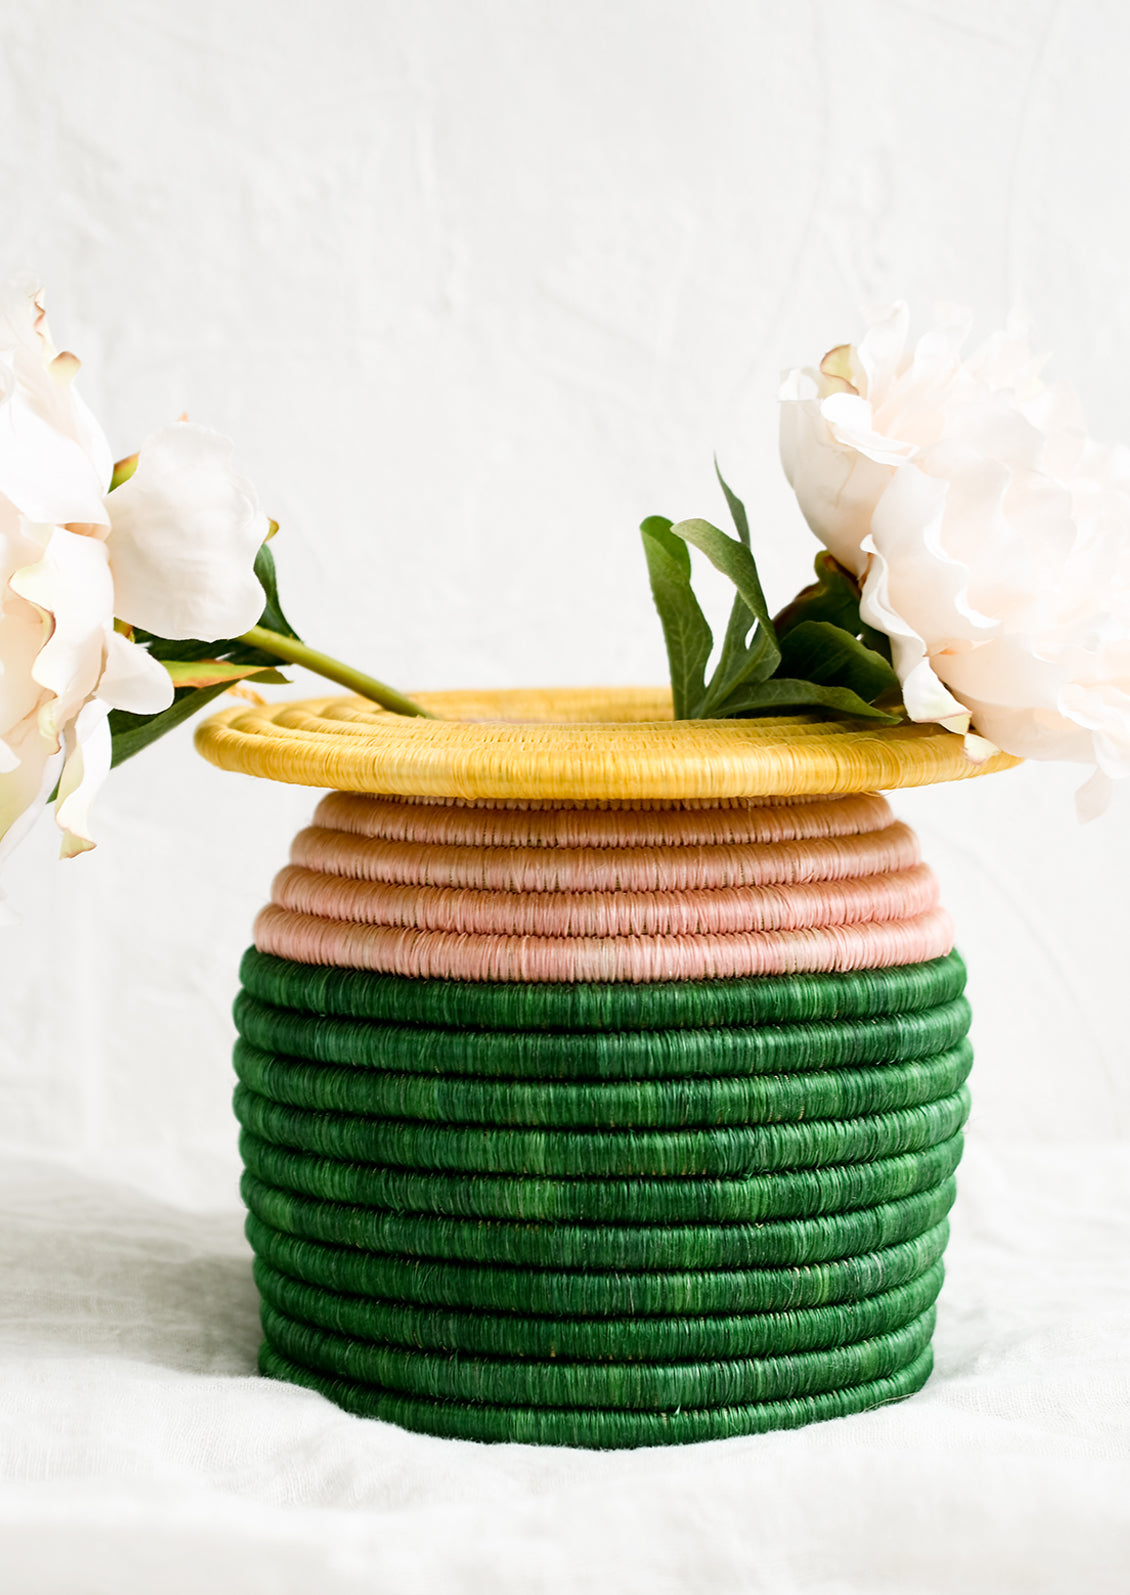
[237,790,971,1447]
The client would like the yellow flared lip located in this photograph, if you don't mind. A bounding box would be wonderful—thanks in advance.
[194,686,1021,800]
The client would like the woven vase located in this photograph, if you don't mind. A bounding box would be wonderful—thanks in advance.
[197,687,1017,1449]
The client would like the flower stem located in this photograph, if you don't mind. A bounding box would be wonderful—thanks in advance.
[238,625,438,718]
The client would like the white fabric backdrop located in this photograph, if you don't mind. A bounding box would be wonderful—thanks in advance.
[2,2,1129,1590]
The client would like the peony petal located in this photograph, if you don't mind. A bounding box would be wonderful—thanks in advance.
[780,302,1130,805]
[1058,681,1130,780]
[820,393,918,467]
[817,345,861,396]
[899,656,972,733]
[0,282,112,525]
[778,396,894,577]
[854,303,909,409]
[869,467,997,641]
[857,534,973,730]
[106,422,269,640]
[0,283,114,484]
[952,698,1094,764]
[908,303,973,387]
[0,570,53,745]
[941,638,1066,716]
[97,630,175,715]
[0,715,62,861]
[966,313,1046,401]
[54,697,111,859]
[962,731,1001,763]
[10,529,114,737]
[0,386,111,528]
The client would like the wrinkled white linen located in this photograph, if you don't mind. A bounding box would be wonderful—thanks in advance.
[2,1141,1128,1595]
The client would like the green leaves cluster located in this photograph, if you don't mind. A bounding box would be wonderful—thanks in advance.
[640,467,902,724]
[107,541,296,767]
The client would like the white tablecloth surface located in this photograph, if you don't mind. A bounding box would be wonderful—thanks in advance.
[3,1139,1128,1595]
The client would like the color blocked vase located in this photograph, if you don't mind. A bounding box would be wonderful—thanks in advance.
[196,687,1017,1448]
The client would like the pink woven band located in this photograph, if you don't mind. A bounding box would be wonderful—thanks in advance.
[310,791,897,850]
[253,903,955,983]
[253,791,950,983]
[289,821,921,894]
[268,862,939,939]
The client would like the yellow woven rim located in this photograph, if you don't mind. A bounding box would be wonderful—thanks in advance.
[194,687,1020,800]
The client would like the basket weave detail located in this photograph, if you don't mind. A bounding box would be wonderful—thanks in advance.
[195,686,1020,801]
[234,784,973,1445]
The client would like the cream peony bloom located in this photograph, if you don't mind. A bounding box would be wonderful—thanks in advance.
[780,303,1130,817]
[0,282,269,867]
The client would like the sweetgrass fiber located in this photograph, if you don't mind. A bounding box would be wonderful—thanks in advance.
[203,688,1000,1446]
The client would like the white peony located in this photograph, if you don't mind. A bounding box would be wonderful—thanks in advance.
[0,281,269,866]
[779,302,1130,817]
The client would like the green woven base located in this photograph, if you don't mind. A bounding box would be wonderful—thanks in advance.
[235,944,972,1446]
[239,1127,964,1221]
[261,1299,936,1408]
[242,1170,957,1269]
[246,1211,952,1316]
[253,1254,946,1361]
[233,1082,970,1176]
[239,947,968,1031]
[258,1342,936,1447]
[233,1038,972,1126]
[233,990,972,1078]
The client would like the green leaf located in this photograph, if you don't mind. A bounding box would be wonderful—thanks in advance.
[136,631,287,670]
[708,676,901,723]
[774,552,893,662]
[640,481,903,728]
[702,599,763,706]
[699,594,788,716]
[669,517,780,683]
[108,682,238,767]
[253,540,301,641]
[773,552,860,636]
[692,461,771,711]
[714,459,751,550]
[670,519,776,650]
[776,620,900,703]
[161,659,290,690]
[640,516,713,718]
